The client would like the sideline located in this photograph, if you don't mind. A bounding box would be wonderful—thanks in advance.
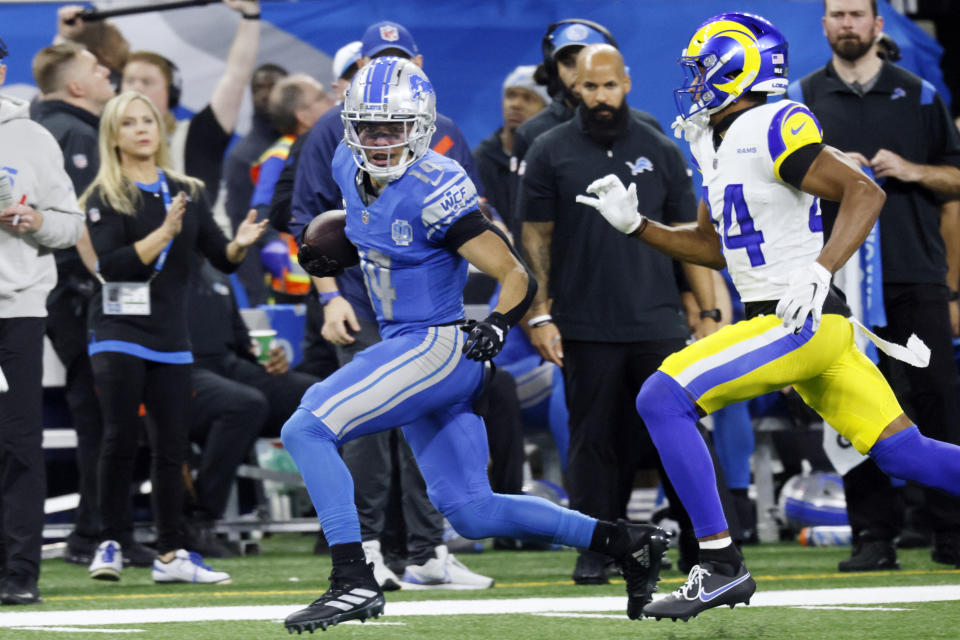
[2,585,959,628]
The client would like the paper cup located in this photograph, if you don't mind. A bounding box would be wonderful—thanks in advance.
[249,329,278,363]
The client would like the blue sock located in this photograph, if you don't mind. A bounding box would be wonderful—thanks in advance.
[446,493,597,549]
[280,408,361,545]
[870,425,960,496]
[636,371,728,537]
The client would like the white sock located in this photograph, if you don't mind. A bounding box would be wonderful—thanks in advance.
[699,536,733,551]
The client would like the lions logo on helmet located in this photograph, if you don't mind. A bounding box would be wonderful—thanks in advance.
[675,12,788,120]
[341,56,438,182]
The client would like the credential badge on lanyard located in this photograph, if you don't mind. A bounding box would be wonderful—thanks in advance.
[101,170,175,316]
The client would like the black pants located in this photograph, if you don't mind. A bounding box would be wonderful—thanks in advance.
[337,320,443,563]
[844,283,960,539]
[46,287,103,545]
[91,352,190,554]
[562,338,739,538]
[190,355,318,517]
[0,317,46,580]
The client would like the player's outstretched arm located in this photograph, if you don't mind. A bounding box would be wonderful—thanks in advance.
[458,228,537,362]
[800,146,886,273]
[577,175,725,269]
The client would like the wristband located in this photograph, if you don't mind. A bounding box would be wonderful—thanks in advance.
[632,216,649,237]
[527,314,553,328]
[242,12,261,20]
[699,308,722,322]
[318,290,342,306]
[950,290,959,302]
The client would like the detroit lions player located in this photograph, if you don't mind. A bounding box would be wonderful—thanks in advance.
[578,12,960,621]
[281,57,669,633]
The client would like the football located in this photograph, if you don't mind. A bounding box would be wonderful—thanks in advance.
[298,209,359,277]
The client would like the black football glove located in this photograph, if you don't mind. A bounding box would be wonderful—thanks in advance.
[461,312,509,362]
[297,242,344,277]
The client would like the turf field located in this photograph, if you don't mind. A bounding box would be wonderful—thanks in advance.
[3,534,960,638]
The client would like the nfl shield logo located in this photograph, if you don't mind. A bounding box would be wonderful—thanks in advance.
[72,153,88,169]
[392,219,413,246]
[380,25,399,42]
[361,210,370,224]
[88,207,100,223]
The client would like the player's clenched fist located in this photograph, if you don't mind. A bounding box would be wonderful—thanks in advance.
[461,313,510,361]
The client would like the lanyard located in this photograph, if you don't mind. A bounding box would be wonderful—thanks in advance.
[154,169,174,274]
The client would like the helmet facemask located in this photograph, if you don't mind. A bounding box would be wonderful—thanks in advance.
[342,57,437,183]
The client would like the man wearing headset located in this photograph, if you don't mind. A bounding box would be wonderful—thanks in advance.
[517,43,724,585]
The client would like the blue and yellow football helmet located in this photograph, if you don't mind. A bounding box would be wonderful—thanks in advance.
[675,12,788,120]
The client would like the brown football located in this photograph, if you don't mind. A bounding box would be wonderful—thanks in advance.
[300,209,359,275]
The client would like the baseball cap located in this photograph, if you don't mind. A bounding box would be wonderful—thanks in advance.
[502,65,550,105]
[549,22,612,58]
[361,21,419,58]
[332,41,362,80]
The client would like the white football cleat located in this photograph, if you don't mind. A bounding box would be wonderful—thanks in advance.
[152,549,231,584]
[402,545,493,589]
[362,539,401,591]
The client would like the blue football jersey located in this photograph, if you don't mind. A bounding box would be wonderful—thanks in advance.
[332,142,480,339]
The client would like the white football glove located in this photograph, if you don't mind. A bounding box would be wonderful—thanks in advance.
[575,175,643,234]
[776,262,832,334]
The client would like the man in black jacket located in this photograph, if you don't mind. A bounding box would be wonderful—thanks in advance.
[789,0,960,571]
[472,65,548,236]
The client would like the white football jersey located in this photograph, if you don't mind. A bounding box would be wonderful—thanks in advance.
[689,100,824,302]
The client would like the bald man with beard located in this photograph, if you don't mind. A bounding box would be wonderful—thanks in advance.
[517,44,736,584]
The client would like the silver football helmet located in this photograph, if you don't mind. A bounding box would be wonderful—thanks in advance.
[342,56,437,182]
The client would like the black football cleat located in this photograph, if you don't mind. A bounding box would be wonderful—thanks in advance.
[612,520,671,620]
[643,562,756,622]
[284,570,385,634]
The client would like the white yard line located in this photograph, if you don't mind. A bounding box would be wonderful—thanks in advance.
[1,585,958,628]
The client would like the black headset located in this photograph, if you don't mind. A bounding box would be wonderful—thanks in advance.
[536,19,618,99]
[540,19,618,66]
[0,37,8,61]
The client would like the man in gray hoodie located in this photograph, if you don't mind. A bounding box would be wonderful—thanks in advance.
[0,39,85,605]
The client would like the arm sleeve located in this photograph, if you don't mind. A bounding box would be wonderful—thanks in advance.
[268,134,306,234]
[193,188,237,274]
[515,138,557,223]
[30,129,84,250]
[250,154,284,210]
[85,190,154,281]
[290,118,343,239]
[223,149,252,233]
[779,143,826,191]
[185,105,232,204]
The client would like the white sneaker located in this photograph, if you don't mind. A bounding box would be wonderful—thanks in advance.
[362,540,401,591]
[402,545,494,589]
[89,540,123,581]
[152,549,231,584]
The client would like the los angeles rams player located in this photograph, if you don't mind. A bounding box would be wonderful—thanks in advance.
[281,57,670,633]
[578,12,960,621]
